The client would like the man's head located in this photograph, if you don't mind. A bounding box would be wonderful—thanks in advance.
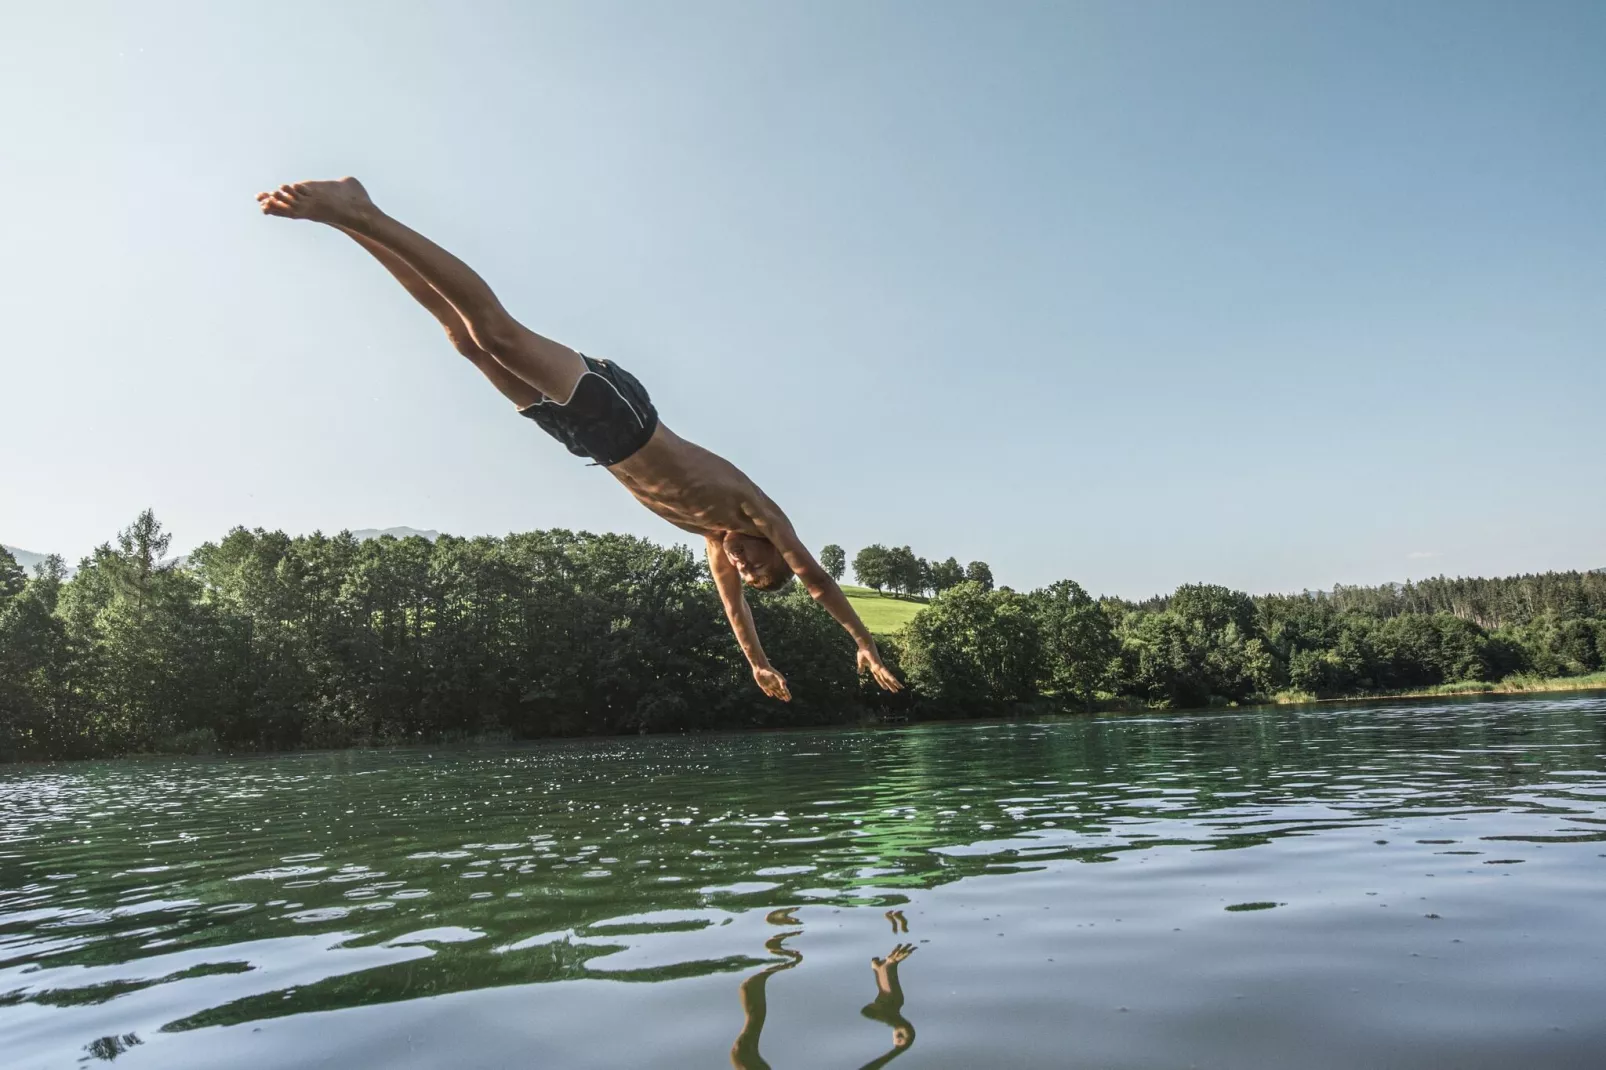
[723,532,790,591]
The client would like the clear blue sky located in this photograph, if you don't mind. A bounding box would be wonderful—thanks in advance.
[2,1,1602,597]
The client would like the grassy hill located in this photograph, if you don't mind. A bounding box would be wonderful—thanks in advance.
[841,585,928,634]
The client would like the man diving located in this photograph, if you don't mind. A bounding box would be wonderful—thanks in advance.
[257,178,902,702]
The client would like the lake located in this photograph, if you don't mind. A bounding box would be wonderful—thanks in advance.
[4,693,1605,1069]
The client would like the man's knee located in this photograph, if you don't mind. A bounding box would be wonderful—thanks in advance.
[466,319,583,392]
[466,313,525,358]
[447,329,488,361]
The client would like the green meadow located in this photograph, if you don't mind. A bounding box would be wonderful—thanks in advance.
[841,584,928,634]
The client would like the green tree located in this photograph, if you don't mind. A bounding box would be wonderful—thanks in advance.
[884,546,922,597]
[1113,583,1279,707]
[900,581,1042,711]
[1030,580,1117,708]
[930,557,965,595]
[854,545,891,592]
[55,510,225,752]
[820,544,846,582]
[1116,611,1200,707]
[0,546,25,600]
[0,552,77,759]
[965,561,994,592]
[1170,584,1256,636]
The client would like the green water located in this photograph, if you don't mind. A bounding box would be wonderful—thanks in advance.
[5,694,1606,1069]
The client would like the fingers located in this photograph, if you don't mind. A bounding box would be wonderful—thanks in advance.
[756,670,791,702]
[857,652,905,693]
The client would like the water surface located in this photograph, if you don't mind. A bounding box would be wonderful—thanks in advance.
[4,694,1606,1068]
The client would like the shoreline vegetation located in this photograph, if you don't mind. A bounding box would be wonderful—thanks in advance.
[3,511,1604,762]
[1054,672,1606,720]
[1270,670,1606,706]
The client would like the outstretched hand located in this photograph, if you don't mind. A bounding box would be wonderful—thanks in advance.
[858,647,904,693]
[753,665,792,702]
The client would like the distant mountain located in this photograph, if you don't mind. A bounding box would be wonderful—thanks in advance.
[349,527,441,542]
[175,527,440,566]
[2,545,52,573]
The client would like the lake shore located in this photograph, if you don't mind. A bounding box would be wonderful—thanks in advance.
[1271,671,1606,706]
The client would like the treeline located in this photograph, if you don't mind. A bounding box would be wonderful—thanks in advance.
[902,576,1605,715]
[2,511,1603,761]
[841,543,993,598]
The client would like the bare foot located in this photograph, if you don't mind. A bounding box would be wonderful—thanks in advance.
[255,177,375,226]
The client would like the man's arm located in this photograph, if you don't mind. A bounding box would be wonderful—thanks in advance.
[706,536,791,701]
[747,512,904,693]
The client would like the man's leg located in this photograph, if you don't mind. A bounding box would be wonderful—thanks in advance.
[336,226,542,409]
[258,178,588,403]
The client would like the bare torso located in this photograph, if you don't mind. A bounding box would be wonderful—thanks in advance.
[607,424,778,538]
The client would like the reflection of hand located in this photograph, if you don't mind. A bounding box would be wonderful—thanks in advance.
[753,665,791,701]
[857,647,904,692]
[861,944,918,1064]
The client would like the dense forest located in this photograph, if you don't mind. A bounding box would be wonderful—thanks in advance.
[2,511,1603,761]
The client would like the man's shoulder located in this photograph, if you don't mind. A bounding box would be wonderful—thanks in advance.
[740,494,795,537]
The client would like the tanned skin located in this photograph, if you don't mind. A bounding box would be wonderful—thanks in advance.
[257,178,902,702]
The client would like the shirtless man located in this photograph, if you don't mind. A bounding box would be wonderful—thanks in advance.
[257,177,902,702]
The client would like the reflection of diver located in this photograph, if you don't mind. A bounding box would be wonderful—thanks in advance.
[857,943,917,1070]
[730,909,803,1070]
[730,908,918,1070]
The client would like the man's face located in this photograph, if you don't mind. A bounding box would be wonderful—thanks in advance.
[724,533,788,590]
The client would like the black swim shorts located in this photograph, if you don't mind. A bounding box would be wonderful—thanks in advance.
[518,355,659,467]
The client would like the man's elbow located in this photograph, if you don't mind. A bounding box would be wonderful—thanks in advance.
[797,564,834,596]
